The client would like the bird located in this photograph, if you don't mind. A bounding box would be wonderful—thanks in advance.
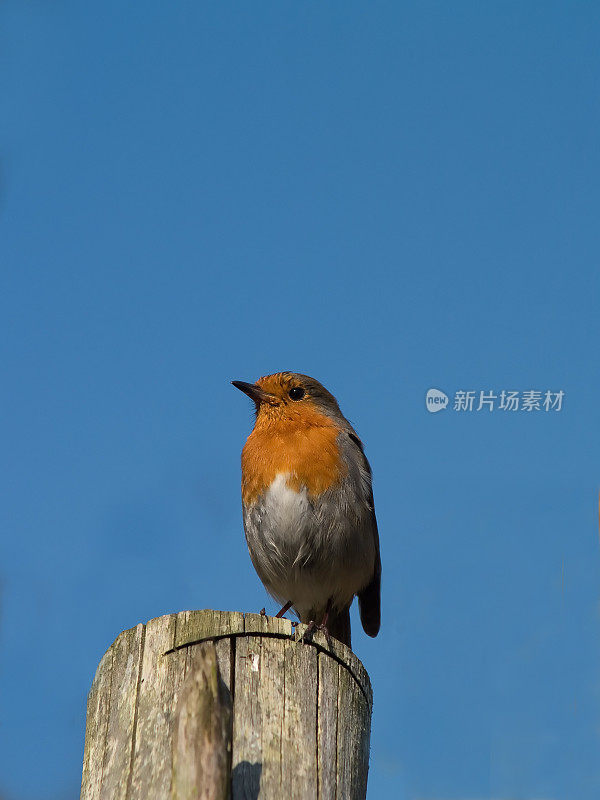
[232,372,381,649]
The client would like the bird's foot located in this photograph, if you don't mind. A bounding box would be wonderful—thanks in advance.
[300,620,317,643]
[319,623,334,649]
[300,621,333,648]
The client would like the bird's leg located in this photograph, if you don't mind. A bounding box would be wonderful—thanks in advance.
[318,598,334,648]
[320,597,333,629]
[275,600,293,618]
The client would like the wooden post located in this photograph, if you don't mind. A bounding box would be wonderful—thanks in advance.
[80,610,373,800]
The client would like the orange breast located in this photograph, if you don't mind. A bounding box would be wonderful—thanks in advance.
[241,412,347,507]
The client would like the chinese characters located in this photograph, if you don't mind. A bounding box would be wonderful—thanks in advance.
[452,390,564,412]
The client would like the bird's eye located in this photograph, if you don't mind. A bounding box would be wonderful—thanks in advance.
[288,387,305,401]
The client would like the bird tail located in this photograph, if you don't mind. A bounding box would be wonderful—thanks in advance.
[328,605,352,648]
[358,565,381,638]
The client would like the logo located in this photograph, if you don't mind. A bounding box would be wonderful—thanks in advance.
[425,388,564,414]
[426,388,449,413]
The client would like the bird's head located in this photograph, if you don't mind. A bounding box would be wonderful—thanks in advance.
[232,372,343,425]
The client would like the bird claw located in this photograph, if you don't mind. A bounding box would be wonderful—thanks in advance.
[300,620,316,644]
[320,624,333,649]
[300,620,333,648]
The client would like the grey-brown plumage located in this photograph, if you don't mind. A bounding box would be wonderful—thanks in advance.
[233,372,381,649]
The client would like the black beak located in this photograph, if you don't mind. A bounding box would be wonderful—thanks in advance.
[231,380,276,404]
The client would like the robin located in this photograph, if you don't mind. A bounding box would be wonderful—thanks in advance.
[232,372,381,649]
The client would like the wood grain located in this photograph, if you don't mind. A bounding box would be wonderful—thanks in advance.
[80,610,373,800]
[171,643,232,800]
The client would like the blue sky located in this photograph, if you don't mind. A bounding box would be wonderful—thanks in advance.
[2,2,599,798]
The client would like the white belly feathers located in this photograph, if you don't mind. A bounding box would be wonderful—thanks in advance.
[263,473,311,545]
[243,472,375,621]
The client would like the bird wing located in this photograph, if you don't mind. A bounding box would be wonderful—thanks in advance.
[345,432,381,637]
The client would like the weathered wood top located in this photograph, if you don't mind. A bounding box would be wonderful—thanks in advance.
[170,610,372,708]
[81,609,373,800]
